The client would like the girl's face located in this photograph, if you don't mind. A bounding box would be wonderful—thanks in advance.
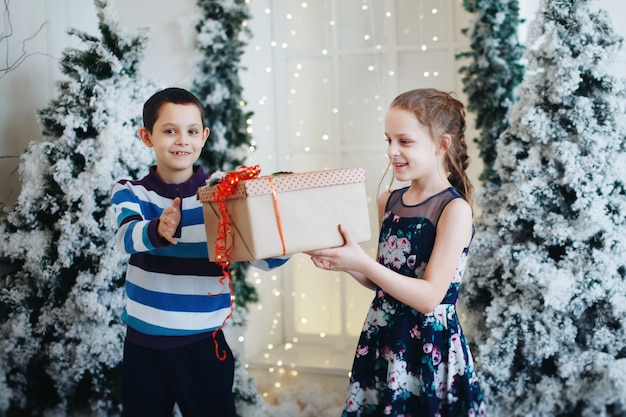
[384,107,441,183]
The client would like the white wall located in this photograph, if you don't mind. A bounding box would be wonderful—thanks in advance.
[0,0,198,205]
[0,0,99,203]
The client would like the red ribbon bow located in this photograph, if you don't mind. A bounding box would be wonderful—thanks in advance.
[211,165,261,274]
[209,165,261,361]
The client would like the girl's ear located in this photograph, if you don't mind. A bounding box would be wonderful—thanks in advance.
[203,127,210,143]
[437,134,451,155]
[138,127,153,148]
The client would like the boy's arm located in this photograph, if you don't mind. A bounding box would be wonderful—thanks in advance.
[110,182,170,254]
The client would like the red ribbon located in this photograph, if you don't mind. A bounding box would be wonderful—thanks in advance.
[267,177,287,256]
[209,165,261,360]
[211,165,261,273]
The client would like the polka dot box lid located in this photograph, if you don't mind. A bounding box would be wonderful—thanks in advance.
[198,167,366,202]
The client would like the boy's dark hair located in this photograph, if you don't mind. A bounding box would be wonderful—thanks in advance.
[142,87,206,132]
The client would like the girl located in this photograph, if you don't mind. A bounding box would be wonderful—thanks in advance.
[307,89,486,416]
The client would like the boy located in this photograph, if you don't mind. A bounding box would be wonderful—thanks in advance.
[111,87,285,416]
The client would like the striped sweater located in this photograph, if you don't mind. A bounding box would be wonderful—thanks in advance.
[111,165,284,345]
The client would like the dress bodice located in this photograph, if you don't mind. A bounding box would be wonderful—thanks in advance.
[377,187,470,305]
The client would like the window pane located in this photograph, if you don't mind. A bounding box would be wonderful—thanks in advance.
[397,50,456,92]
[395,0,454,45]
[336,0,388,50]
[280,152,341,172]
[292,254,342,336]
[285,0,331,52]
[287,58,336,151]
[339,55,387,146]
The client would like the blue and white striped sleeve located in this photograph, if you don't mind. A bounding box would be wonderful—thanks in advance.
[110,182,167,254]
[248,255,291,271]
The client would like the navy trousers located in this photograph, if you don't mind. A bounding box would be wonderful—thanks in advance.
[121,330,236,417]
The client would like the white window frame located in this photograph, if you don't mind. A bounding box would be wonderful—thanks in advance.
[242,0,473,373]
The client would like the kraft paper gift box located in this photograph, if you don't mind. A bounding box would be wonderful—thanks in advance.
[197,167,371,262]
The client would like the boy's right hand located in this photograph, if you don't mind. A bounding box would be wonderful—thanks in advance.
[158,197,181,245]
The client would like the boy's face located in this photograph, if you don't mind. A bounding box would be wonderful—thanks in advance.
[138,102,209,184]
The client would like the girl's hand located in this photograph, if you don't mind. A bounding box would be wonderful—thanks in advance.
[158,197,181,245]
[306,224,368,273]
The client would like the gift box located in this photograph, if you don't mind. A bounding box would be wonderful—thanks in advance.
[197,167,371,262]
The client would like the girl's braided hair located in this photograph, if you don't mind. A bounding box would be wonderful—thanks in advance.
[390,88,474,207]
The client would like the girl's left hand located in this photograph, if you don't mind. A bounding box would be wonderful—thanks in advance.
[306,224,368,273]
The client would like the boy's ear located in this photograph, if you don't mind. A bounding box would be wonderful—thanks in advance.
[138,127,153,148]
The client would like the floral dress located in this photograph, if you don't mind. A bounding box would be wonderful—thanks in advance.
[343,187,486,417]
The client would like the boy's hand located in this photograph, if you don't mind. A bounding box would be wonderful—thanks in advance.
[158,197,181,245]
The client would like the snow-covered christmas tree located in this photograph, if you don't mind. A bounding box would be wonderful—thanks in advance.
[463,0,626,415]
[0,0,156,415]
[192,0,259,323]
[193,0,254,171]
[457,0,525,185]
[191,1,267,415]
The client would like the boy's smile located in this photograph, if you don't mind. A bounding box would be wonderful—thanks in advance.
[138,102,209,184]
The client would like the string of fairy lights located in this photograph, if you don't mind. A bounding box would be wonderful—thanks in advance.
[234,0,467,399]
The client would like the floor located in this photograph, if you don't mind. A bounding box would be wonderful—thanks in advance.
[245,343,352,415]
